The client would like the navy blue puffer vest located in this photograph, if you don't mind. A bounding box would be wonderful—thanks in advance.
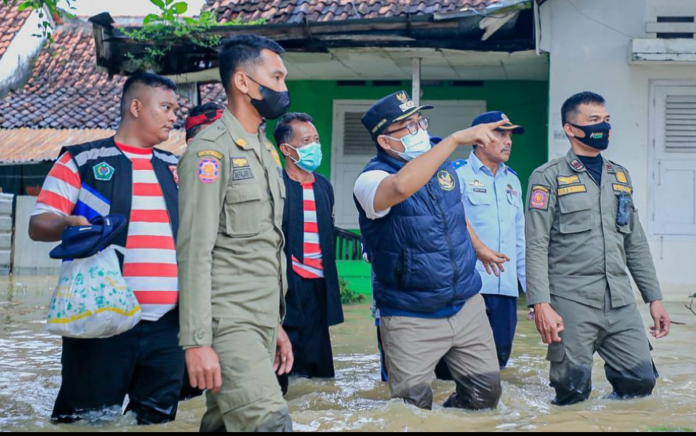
[355,150,482,315]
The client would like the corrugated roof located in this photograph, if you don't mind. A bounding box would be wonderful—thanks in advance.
[0,129,186,164]
[204,0,503,24]
[0,3,32,62]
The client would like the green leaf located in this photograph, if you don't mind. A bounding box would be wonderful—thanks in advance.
[171,2,188,15]
[165,0,174,5]
[143,13,160,25]
[149,0,165,10]
[17,2,31,11]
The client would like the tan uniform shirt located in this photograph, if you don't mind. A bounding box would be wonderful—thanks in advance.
[177,109,287,349]
[525,150,662,310]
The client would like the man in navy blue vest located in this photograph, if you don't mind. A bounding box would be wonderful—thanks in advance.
[354,91,508,410]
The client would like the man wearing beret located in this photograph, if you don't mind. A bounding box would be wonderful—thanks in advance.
[353,91,508,410]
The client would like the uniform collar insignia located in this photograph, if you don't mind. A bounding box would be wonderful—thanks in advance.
[570,159,585,172]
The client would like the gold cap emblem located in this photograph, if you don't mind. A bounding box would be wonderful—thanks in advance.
[396,92,408,103]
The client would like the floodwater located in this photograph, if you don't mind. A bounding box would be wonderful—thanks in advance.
[1,276,695,432]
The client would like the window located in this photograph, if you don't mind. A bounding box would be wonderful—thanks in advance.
[650,82,696,236]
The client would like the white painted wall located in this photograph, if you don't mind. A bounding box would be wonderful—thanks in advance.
[540,0,696,301]
[0,9,46,93]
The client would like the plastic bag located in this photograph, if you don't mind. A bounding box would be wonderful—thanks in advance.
[46,246,141,339]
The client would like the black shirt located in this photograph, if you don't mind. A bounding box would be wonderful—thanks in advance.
[578,154,603,185]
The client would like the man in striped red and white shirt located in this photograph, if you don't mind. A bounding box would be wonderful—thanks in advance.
[29,73,185,425]
[273,113,344,394]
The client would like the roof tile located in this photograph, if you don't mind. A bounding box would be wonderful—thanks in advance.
[0,3,32,62]
[0,23,226,131]
[204,0,502,23]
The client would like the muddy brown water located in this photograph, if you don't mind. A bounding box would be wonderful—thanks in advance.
[1,276,695,432]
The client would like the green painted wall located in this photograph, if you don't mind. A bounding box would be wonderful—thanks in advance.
[269,79,550,198]
[269,79,550,297]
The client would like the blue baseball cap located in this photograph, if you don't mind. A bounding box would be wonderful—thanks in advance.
[362,91,434,139]
[472,111,525,134]
[50,214,128,260]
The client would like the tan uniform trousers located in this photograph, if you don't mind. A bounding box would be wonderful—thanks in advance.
[380,294,502,410]
[200,320,292,433]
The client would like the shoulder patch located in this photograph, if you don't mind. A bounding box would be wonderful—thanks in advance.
[452,159,467,170]
[198,159,220,184]
[529,185,550,210]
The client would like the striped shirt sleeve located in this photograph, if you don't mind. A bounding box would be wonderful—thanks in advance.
[33,152,81,217]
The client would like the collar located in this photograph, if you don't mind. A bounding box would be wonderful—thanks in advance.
[221,109,259,151]
[566,150,587,173]
[566,149,614,174]
[469,151,507,176]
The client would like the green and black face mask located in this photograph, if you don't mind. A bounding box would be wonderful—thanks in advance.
[569,122,611,150]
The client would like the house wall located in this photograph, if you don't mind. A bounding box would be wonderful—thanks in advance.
[273,79,550,295]
[0,9,45,97]
[540,0,696,301]
[273,79,550,198]
[13,196,60,276]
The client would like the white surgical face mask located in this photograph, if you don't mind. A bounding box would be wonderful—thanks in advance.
[385,129,432,161]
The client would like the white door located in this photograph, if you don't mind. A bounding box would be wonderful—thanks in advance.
[332,100,487,229]
[650,82,696,237]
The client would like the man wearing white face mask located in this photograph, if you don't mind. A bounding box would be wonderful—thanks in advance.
[274,113,345,395]
[353,91,509,411]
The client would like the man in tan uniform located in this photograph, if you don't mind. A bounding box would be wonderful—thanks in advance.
[526,91,671,406]
[177,34,294,432]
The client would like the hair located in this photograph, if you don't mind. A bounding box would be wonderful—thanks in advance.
[186,102,224,141]
[120,72,177,116]
[219,34,285,94]
[561,91,606,126]
[273,112,314,147]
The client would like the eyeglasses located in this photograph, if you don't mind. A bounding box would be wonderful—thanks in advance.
[383,117,429,137]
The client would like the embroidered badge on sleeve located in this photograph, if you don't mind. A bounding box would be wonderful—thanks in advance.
[198,159,220,184]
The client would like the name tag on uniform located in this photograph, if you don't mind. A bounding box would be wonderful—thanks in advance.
[473,187,487,194]
[613,184,632,194]
[557,175,580,186]
[232,157,254,181]
[558,185,587,196]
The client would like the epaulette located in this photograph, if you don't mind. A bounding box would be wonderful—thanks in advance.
[197,120,227,143]
[533,156,564,174]
[452,159,467,170]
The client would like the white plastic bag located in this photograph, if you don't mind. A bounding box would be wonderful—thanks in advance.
[46,246,141,339]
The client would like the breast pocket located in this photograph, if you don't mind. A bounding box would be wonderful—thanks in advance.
[507,191,521,209]
[224,184,263,237]
[466,188,493,206]
[558,193,595,234]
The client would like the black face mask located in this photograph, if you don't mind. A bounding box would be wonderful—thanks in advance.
[569,122,611,151]
[246,76,291,120]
